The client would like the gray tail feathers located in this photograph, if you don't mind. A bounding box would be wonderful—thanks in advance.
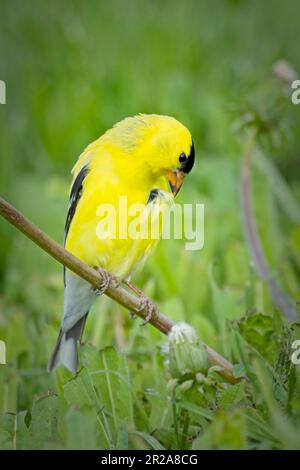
[48,314,88,373]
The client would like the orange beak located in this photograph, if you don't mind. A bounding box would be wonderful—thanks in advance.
[167,169,185,196]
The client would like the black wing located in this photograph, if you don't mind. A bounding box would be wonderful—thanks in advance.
[63,164,89,286]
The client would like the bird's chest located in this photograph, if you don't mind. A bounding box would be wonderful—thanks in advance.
[67,169,172,278]
[94,187,171,278]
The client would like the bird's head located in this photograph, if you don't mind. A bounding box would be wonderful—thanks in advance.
[107,114,195,196]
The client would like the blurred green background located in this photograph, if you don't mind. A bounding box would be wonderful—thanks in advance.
[0,0,300,450]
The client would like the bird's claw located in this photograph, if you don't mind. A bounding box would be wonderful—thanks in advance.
[137,295,159,326]
[93,267,120,295]
[124,280,156,323]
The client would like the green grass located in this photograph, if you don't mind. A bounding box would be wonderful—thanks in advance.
[0,0,300,450]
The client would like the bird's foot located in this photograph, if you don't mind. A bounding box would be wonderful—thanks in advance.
[137,294,159,326]
[93,267,120,295]
[123,280,158,324]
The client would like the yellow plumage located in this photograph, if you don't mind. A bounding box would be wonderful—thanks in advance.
[66,114,192,277]
[49,113,195,372]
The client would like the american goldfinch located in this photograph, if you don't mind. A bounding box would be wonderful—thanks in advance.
[48,114,195,372]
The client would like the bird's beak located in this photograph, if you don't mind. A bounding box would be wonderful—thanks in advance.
[167,169,185,196]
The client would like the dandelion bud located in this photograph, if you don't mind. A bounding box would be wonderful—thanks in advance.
[168,322,209,379]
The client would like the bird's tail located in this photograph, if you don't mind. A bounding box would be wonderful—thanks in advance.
[48,314,88,373]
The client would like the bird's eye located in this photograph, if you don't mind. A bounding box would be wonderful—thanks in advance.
[179,153,187,163]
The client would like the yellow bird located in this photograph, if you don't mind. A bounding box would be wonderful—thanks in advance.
[48,114,195,372]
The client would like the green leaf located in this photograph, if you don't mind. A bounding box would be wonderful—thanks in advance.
[0,413,15,449]
[238,312,279,363]
[192,409,247,450]
[116,423,129,450]
[232,364,246,379]
[178,400,213,421]
[65,407,98,450]
[131,431,165,450]
[81,344,133,444]
[20,395,59,449]
[218,382,245,410]
[253,357,300,449]
[0,366,18,413]
[62,364,112,449]
[63,367,98,408]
